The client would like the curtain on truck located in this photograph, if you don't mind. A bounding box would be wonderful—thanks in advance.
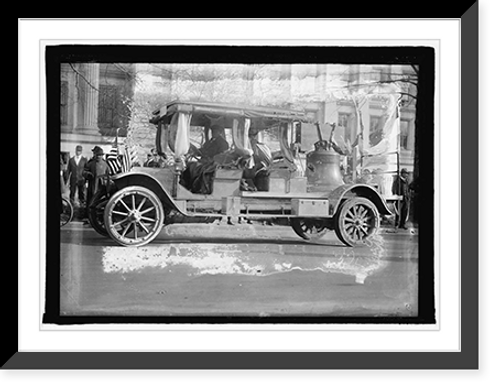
[279,122,295,164]
[158,112,192,159]
[232,118,254,168]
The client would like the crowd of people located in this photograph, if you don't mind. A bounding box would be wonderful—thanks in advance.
[60,145,110,223]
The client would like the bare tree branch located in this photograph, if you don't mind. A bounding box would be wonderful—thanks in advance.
[112,63,136,79]
[68,63,99,92]
[397,92,418,100]
[346,78,418,89]
[375,78,418,87]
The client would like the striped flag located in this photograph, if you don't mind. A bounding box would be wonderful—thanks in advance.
[106,128,122,175]
[129,145,138,166]
[105,126,139,175]
[121,144,139,173]
[122,145,131,173]
[106,145,122,175]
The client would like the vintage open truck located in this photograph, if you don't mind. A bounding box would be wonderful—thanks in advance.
[88,100,392,247]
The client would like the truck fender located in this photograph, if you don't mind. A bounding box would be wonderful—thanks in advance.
[328,184,393,216]
[110,172,188,216]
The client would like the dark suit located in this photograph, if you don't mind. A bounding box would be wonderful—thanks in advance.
[199,135,229,159]
[185,136,230,194]
[392,175,410,228]
[67,155,88,205]
[83,158,110,197]
[82,157,110,218]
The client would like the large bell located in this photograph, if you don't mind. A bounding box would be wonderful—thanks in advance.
[306,149,345,191]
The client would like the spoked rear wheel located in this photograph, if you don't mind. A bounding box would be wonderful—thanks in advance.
[290,218,331,241]
[104,186,164,247]
[60,197,73,227]
[334,197,380,247]
[88,188,110,237]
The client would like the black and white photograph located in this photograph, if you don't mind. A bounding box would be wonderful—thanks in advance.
[12,11,489,379]
[44,44,435,324]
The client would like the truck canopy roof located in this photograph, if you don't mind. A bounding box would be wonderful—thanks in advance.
[150,100,313,128]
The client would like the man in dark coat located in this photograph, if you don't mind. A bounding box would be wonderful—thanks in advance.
[67,145,88,207]
[197,125,229,159]
[392,168,411,229]
[82,146,110,220]
[185,125,230,194]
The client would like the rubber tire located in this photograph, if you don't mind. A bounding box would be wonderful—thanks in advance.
[104,186,165,247]
[88,188,110,237]
[334,197,380,247]
[290,218,330,241]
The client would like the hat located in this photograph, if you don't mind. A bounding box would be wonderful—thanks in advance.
[92,146,104,155]
[401,168,409,174]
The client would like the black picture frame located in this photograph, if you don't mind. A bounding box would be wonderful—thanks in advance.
[8,9,478,370]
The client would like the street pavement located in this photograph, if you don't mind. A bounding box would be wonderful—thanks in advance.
[59,221,419,319]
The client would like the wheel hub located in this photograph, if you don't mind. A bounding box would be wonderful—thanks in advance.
[129,210,141,222]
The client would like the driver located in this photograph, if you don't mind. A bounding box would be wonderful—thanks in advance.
[197,125,229,159]
[184,124,230,194]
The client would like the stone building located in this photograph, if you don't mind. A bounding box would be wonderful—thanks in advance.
[60,63,135,162]
[60,62,417,186]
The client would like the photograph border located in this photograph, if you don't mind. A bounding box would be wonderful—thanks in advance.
[42,44,435,327]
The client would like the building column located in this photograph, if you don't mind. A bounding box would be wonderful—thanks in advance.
[75,63,100,135]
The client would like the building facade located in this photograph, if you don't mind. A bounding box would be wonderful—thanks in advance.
[60,63,417,185]
[60,63,135,162]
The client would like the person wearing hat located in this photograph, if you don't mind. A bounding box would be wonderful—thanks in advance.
[82,146,110,221]
[67,145,88,207]
[392,168,411,229]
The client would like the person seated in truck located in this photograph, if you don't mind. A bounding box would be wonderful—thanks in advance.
[184,125,230,194]
[192,125,230,160]
[241,128,273,191]
[144,148,166,168]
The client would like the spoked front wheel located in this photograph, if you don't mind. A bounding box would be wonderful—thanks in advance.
[104,186,165,247]
[334,197,380,247]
